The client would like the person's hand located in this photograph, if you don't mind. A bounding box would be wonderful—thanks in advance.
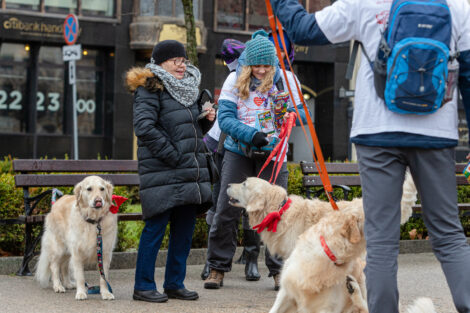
[205,108,216,121]
[283,112,290,122]
[466,152,470,160]
[252,132,269,148]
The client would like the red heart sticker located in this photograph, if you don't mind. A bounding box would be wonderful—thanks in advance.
[254,97,264,107]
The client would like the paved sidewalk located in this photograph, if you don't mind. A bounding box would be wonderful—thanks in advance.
[0,253,456,313]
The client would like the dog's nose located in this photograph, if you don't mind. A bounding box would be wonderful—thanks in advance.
[94,198,103,208]
[228,184,232,188]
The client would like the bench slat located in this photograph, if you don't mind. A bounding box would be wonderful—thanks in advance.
[300,162,359,174]
[17,213,143,224]
[13,160,138,173]
[302,175,362,187]
[14,174,140,187]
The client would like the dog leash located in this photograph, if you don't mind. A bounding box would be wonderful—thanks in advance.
[257,112,297,184]
[86,222,113,295]
[264,0,339,211]
[86,195,128,295]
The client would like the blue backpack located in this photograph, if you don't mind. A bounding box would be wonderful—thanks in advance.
[347,0,456,115]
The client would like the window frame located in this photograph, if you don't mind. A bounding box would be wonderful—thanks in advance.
[138,0,202,20]
[213,0,329,34]
[0,0,121,23]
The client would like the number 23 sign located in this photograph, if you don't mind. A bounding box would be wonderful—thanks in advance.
[0,90,96,113]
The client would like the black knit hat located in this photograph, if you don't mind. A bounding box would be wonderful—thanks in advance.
[151,40,187,65]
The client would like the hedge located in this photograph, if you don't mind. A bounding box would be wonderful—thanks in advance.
[2,157,470,256]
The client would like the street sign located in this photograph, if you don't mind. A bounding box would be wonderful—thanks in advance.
[63,14,79,45]
[62,44,82,61]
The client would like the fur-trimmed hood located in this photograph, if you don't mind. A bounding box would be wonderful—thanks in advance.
[125,67,163,93]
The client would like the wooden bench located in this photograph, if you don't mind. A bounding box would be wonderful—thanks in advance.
[1,159,143,276]
[300,161,470,215]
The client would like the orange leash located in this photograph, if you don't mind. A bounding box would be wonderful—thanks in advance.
[265,0,339,210]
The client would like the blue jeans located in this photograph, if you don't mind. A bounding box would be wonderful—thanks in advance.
[134,205,197,291]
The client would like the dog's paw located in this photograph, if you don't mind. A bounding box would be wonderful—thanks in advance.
[53,284,66,293]
[346,275,359,295]
[75,290,88,300]
[101,291,115,300]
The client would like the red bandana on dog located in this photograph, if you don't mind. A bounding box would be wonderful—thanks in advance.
[253,198,292,233]
[110,195,128,214]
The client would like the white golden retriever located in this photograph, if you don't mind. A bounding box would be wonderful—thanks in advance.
[35,176,117,300]
[227,173,436,313]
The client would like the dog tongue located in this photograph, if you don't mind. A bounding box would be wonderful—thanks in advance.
[95,201,102,207]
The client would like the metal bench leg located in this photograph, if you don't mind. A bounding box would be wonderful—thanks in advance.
[17,224,44,276]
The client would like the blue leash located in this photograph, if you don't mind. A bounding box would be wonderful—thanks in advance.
[86,223,113,295]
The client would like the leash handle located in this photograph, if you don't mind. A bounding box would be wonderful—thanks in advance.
[265,0,339,210]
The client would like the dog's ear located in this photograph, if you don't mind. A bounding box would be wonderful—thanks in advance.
[246,197,266,212]
[73,181,82,203]
[340,215,361,244]
[104,180,114,204]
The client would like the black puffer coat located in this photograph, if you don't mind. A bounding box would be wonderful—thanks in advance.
[127,67,213,220]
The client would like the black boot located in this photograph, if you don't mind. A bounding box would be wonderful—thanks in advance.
[201,223,212,280]
[244,230,261,281]
[201,262,210,280]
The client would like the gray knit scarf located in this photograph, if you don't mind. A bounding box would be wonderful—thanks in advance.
[145,63,201,107]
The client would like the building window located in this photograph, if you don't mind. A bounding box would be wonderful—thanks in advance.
[45,0,78,14]
[0,43,29,133]
[139,0,201,20]
[37,46,64,134]
[5,0,40,11]
[76,49,105,135]
[215,0,332,32]
[3,0,116,18]
[0,42,111,137]
[81,0,114,17]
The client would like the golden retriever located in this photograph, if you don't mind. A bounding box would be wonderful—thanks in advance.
[227,173,436,313]
[35,175,117,300]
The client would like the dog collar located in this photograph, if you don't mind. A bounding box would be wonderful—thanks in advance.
[252,197,292,233]
[320,235,343,266]
[85,217,102,225]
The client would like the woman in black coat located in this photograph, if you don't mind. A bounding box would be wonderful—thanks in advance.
[126,40,215,303]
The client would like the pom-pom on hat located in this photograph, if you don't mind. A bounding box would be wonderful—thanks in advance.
[244,30,277,66]
[151,40,187,65]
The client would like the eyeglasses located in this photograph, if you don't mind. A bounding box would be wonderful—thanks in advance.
[171,58,191,66]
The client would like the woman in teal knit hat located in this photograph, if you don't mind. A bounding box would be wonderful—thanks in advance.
[203,29,307,291]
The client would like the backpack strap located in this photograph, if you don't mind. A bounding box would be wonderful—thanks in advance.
[275,79,284,92]
[345,41,376,80]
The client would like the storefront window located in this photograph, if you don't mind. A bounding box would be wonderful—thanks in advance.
[44,0,78,14]
[82,0,114,17]
[0,43,28,133]
[216,0,244,31]
[37,46,64,134]
[76,49,104,135]
[5,0,40,11]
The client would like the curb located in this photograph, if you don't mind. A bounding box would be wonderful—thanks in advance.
[1,240,469,276]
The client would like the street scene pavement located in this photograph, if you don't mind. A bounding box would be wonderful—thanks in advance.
[0,253,456,313]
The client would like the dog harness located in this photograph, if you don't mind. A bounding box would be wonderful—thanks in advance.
[253,198,292,233]
[320,235,343,266]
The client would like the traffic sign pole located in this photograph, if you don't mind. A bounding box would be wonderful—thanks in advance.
[63,14,80,160]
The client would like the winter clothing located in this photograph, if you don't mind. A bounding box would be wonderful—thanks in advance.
[134,204,197,291]
[151,40,187,65]
[127,67,212,219]
[272,0,470,312]
[268,29,295,66]
[221,39,246,65]
[145,63,200,107]
[206,151,285,275]
[245,30,277,66]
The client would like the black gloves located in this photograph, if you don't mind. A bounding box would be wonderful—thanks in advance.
[251,132,269,148]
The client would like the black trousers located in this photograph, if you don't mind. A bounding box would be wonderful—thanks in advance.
[206,150,286,274]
